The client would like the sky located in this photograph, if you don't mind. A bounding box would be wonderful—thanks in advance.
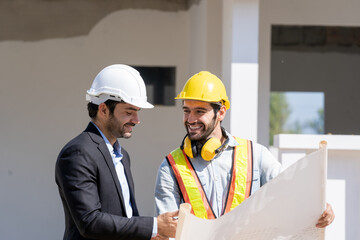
[283,91,324,134]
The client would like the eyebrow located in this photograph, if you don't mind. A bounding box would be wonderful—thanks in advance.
[182,106,208,111]
[125,107,141,112]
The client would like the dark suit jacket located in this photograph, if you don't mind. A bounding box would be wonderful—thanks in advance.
[55,123,153,240]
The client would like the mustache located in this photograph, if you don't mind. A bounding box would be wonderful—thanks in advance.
[185,122,203,126]
[125,123,136,127]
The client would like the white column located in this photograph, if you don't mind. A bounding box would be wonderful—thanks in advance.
[230,0,259,141]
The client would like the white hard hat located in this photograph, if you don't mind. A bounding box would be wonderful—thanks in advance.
[86,64,154,109]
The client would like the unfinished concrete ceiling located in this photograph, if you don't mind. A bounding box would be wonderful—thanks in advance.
[0,0,201,41]
[272,25,360,54]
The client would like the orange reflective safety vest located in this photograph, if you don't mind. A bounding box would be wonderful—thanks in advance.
[166,137,253,219]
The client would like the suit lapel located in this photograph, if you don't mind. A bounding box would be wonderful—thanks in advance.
[85,122,127,213]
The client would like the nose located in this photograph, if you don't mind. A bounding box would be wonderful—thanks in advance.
[185,111,197,124]
[131,112,140,125]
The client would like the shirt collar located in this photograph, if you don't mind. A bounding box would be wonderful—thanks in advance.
[91,122,123,163]
[223,129,238,148]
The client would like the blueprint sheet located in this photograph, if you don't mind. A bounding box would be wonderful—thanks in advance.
[175,143,327,240]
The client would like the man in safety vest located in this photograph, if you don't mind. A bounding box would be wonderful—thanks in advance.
[154,71,334,227]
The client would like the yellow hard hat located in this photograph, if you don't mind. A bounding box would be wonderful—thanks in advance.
[175,71,230,110]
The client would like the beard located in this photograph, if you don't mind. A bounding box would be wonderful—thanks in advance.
[120,123,135,139]
[107,115,135,139]
[186,117,217,143]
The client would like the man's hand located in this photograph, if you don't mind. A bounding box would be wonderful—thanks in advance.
[151,234,169,240]
[316,203,335,228]
[157,210,179,238]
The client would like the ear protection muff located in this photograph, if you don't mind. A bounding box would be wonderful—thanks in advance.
[200,137,222,161]
[181,136,198,159]
[181,135,228,161]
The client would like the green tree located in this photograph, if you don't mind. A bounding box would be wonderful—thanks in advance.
[269,92,291,145]
[305,108,324,134]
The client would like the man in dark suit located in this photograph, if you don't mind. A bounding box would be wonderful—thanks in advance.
[55,64,178,240]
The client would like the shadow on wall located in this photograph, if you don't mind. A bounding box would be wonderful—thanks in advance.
[0,0,202,41]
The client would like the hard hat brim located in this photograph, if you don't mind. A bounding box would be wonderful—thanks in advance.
[175,95,230,110]
[131,101,154,109]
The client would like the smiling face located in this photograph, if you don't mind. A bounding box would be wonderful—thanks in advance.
[182,100,226,143]
[106,102,140,140]
[95,101,141,144]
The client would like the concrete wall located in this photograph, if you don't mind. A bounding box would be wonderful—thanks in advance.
[0,8,189,240]
[0,0,195,41]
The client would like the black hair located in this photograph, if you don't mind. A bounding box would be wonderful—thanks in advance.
[210,102,222,116]
[87,100,120,119]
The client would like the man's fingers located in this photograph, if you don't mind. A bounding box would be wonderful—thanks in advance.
[151,234,169,240]
[157,211,179,238]
[316,203,335,228]
[169,210,179,218]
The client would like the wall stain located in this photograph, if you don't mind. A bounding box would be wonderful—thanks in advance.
[0,0,201,41]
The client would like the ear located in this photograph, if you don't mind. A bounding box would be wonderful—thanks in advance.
[97,103,109,119]
[217,105,227,121]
